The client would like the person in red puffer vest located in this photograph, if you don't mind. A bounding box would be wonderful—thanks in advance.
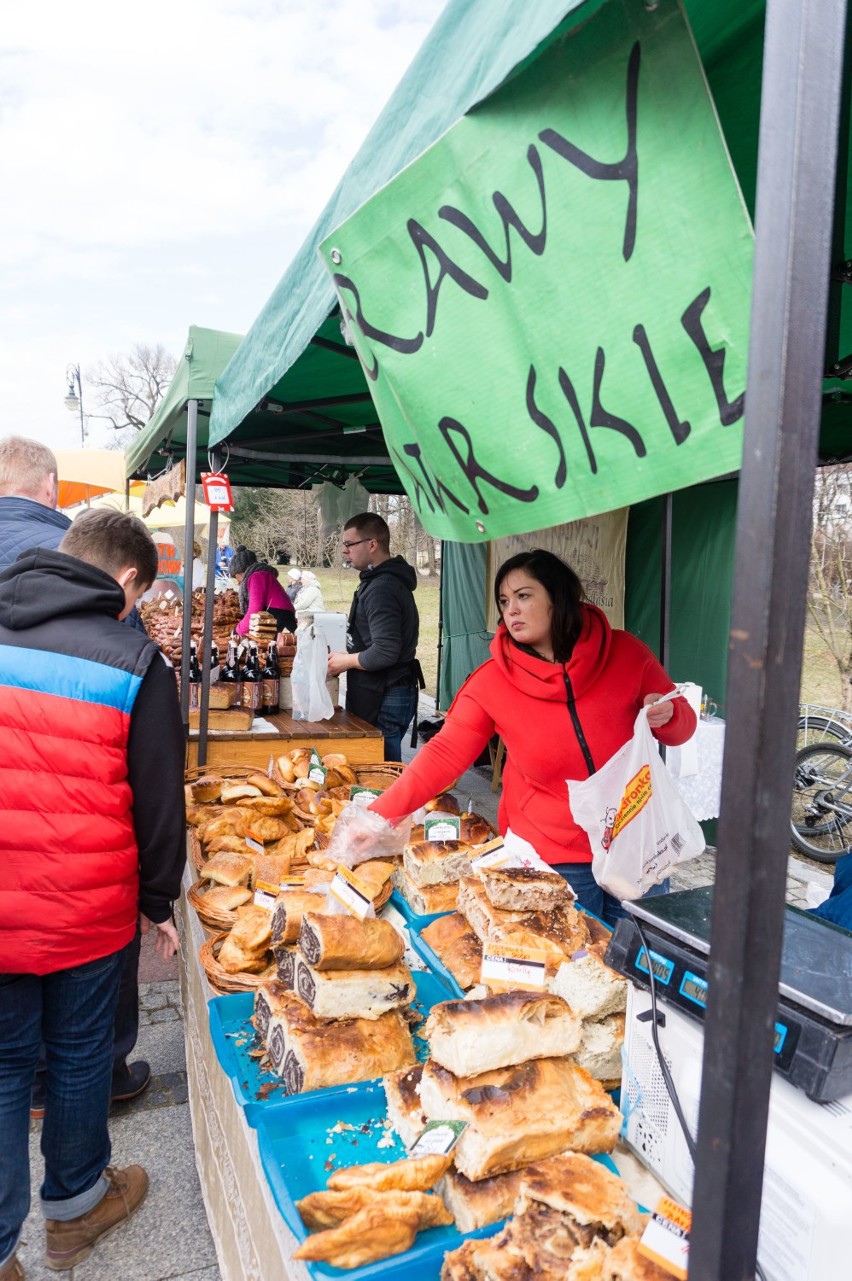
[0,508,185,1277]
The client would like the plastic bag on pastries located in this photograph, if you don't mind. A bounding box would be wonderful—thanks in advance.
[324,801,411,869]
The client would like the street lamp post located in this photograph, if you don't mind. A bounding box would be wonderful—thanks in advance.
[64,364,85,446]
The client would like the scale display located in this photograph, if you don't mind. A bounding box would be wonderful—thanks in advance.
[606,886,852,1101]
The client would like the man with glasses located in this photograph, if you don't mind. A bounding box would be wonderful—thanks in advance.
[327,512,421,760]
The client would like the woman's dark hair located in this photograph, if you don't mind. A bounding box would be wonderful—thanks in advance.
[230,545,258,576]
[494,549,586,663]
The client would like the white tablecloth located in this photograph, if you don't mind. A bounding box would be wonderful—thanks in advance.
[666,716,725,821]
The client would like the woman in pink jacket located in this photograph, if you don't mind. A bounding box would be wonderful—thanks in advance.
[230,546,296,635]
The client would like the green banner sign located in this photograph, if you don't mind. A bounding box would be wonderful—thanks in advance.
[319,0,754,542]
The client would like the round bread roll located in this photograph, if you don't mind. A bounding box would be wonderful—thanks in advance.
[460,813,493,845]
[247,772,282,798]
[191,775,224,803]
[425,792,460,815]
[221,784,263,803]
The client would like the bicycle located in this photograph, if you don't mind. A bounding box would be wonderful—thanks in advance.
[791,706,852,861]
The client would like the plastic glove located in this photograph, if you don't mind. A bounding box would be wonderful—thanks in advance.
[325,802,411,869]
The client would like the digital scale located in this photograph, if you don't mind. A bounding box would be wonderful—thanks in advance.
[606,884,852,1102]
[606,887,852,1281]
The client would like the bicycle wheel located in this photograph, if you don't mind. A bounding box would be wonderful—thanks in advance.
[791,741,852,862]
[796,712,852,751]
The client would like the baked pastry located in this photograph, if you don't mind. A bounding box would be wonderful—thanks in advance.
[437,1166,525,1233]
[382,1064,427,1146]
[398,870,459,917]
[441,1239,486,1281]
[417,1056,621,1180]
[199,850,253,887]
[352,859,396,897]
[270,942,296,988]
[458,1223,610,1281]
[293,1198,450,1268]
[424,991,581,1076]
[220,783,263,803]
[601,1237,674,1279]
[574,1013,626,1087]
[200,813,247,842]
[272,998,415,1091]
[458,876,591,961]
[295,955,415,1020]
[478,865,572,913]
[237,796,294,816]
[420,913,484,991]
[550,951,627,1021]
[326,1152,453,1192]
[217,903,273,974]
[253,979,297,1038]
[403,839,473,888]
[204,835,254,855]
[515,1151,645,1241]
[242,814,291,843]
[190,774,224,803]
[425,792,461,815]
[201,884,252,912]
[269,889,327,945]
[298,912,404,971]
[459,813,494,846]
[296,1187,447,1230]
[247,771,282,797]
[251,852,291,888]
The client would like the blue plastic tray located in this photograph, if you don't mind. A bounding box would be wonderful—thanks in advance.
[254,1083,504,1281]
[208,969,455,1126]
[408,927,466,999]
[389,887,454,930]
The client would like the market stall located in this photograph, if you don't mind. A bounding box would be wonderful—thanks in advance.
[137,0,852,1277]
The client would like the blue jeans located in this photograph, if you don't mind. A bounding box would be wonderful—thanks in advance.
[377,684,418,761]
[0,947,127,1264]
[552,863,670,928]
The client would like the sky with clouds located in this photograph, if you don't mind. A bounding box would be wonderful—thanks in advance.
[1,0,446,452]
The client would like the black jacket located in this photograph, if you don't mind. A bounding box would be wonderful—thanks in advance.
[346,556,419,724]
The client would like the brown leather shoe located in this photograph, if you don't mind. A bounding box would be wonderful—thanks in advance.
[44,1164,149,1271]
[0,1254,24,1279]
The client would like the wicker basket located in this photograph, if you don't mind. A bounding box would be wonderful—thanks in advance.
[199,932,272,995]
[188,827,205,873]
[184,763,266,785]
[186,879,243,932]
[351,762,406,791]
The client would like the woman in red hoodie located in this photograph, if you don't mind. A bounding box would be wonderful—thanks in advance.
[370,548,696,923]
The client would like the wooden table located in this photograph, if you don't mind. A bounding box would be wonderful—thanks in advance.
[186,708,383,770]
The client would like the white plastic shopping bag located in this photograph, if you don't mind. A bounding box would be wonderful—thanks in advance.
[291,625,334,721]
[567,703,705,900]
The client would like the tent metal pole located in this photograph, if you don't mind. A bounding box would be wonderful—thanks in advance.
[689,1,847,1278]
[435,541,445,711]
[659,493,672,670]
[179,399,199,731]
[197,509,218,768]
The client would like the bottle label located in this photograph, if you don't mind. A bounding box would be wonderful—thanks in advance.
[262,678,280,710]
[242,681,261,711]
[188,682,200,712]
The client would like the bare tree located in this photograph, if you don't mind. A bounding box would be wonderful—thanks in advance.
[87,343,178,446]
[807,463,852,710]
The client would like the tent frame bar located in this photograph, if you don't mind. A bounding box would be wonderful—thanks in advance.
[690,1,848,1277]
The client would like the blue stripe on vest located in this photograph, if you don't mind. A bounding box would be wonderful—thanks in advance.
[0,645,142,713]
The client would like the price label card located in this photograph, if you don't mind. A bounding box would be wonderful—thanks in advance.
[481,945,548,991]
[638,1197,690,1280]
[278,877,306,890]
[245,832,265,855]
[408,1120,467,1159]
[425,813,461,841]
[308,748,327,787]
[253,879,280,911]
[471,839,510,870]
[329,866,372,919]
[349,785,382,806]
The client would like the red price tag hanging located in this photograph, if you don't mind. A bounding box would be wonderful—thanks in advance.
[201,472,234,512]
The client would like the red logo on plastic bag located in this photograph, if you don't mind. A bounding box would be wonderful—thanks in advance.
[610,764,652,843]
